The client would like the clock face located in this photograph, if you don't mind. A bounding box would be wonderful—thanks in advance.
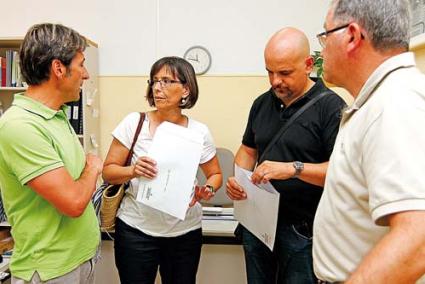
[183,46,211,75]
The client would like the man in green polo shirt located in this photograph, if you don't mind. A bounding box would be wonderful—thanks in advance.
[0,23,103,283]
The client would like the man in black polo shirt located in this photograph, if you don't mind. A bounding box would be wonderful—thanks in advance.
[226,27,346,284]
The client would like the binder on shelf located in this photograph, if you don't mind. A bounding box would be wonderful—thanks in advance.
[71,100,79,133]
[16,58,23,88]
[78,94,83,134]
[11,51,17,87]
[0,57,2,86]
[69,100,80,134]
[1,57,6,87]
[0,51,24,88]
[67,92,83,135]
[5,50,12,87]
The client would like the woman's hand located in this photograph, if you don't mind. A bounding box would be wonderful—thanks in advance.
[189,184,215,207]
[133,156,157,179]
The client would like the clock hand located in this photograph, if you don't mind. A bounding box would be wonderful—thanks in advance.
[187,56,199,62]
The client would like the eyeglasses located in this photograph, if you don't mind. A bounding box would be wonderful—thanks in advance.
[147,78,183,88]
[316,23,350,48]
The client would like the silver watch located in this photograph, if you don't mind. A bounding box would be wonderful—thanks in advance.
[205,184,215,193]
[292,161,304,178]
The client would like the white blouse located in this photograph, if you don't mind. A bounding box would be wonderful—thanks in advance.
[112,112,216,237]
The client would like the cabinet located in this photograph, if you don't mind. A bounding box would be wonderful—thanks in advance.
[0,37,100,155]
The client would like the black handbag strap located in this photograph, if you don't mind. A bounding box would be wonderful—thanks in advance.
[124,112,145,166]
[258,91,331,163]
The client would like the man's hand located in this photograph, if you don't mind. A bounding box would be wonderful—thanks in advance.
[251,160,295,184]
[85,153,103,175]
[226,177,247,200]
[27,154,104,218]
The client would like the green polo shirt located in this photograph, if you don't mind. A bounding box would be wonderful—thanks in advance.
[0,94,100,281]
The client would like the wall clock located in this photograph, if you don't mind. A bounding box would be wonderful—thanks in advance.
[183,45,212,75]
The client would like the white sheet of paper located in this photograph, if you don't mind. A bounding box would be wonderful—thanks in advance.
[136,121,203,220]
[234,165,280,251]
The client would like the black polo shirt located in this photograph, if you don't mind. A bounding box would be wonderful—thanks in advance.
[242,78,346,225]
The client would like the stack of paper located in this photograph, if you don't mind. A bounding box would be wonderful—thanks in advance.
[137,122,203,220]
[202,207,234,215]
[202,207,235,220]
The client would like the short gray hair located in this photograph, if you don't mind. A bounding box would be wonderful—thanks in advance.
[19,23,87,85]
[331,0,410,51]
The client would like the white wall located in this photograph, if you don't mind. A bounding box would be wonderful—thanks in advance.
[1,0,331,76]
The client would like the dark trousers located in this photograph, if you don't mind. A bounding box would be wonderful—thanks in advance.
[114,218,202,284]
[241,222,317,284]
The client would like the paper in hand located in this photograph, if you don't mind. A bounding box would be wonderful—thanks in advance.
[137,121,203,220]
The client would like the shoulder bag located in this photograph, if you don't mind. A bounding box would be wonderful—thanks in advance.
[234,91,330,240]
[258,91,331,163]
[92,112,145,230]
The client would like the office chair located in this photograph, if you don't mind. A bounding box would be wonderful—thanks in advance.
[197,147,234,207]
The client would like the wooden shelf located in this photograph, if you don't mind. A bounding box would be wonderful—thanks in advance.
[0,37,22,49]
[0,87,26,91]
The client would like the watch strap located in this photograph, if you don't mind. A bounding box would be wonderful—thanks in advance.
[292,161,304,178]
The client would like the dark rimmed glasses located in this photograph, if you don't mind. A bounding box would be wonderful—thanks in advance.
[316,23,350,48]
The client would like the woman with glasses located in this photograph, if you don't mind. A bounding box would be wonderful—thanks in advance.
[102,56,222,284]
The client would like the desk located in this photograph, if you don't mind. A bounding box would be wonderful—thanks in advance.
[201,219,240,244]
[101,219,241,245]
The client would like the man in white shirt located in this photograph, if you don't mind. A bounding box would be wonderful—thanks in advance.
[313,0,425,283]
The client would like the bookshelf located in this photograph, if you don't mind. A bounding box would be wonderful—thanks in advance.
[0,37,101,155]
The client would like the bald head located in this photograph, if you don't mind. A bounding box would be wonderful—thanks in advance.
[265,27,311,63]
[263,27,314,106]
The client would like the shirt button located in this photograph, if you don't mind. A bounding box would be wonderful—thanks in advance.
[280,104,284,109]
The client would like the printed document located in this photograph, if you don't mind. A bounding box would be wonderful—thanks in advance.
[234,165,280,250]
[136,122,203,220]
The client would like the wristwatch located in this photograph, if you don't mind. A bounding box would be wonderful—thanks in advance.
[292,161,304,178]
[205,184,215,193]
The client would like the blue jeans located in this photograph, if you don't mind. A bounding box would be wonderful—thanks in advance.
[114,218,202,284]
[241,223,317,284]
